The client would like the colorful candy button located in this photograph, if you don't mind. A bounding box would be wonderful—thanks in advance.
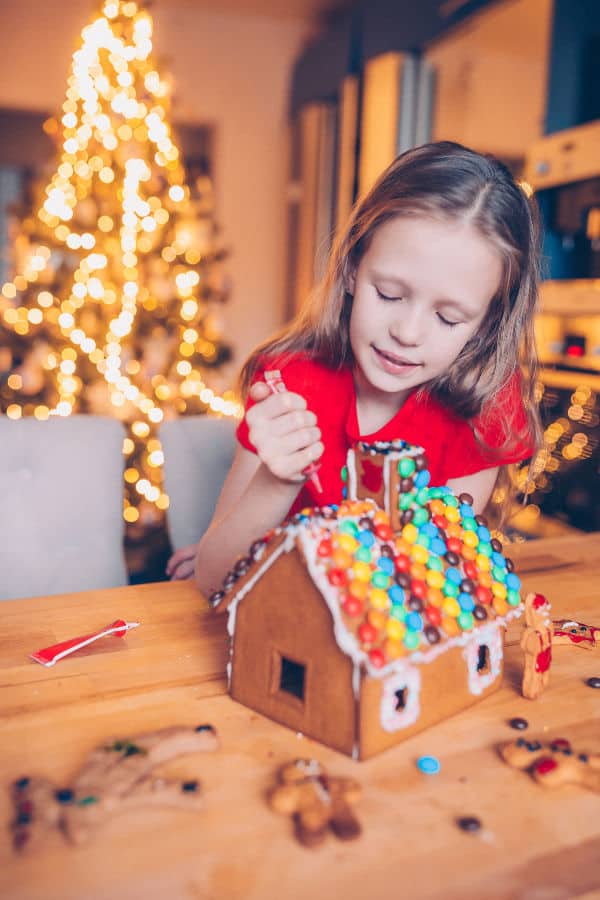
[417,755,440,774]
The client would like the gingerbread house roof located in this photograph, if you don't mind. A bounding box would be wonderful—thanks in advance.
[210,443,524,678]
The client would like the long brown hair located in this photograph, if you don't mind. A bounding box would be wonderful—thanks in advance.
[240,141,543,460]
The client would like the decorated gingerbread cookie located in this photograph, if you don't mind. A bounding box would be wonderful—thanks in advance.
[553,619,600,650]
[269,758,362,847]
[521,592,552,699]
[10,724,218,851]
[499,737,600,792]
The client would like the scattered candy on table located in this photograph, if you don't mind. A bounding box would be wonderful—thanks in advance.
[416,755,441,774]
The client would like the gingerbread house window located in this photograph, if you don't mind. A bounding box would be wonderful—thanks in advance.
[278,656,306,701]
[394,688,407,710]
[476,645,490,675]
[380,668,421,732]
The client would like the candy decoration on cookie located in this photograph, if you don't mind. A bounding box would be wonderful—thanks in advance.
[10,724,218,852]
[499,737,600,792]
[521,593,552,699]
[269,759,362,847]
[553,619,600,650]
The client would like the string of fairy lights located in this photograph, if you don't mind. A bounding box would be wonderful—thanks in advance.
[0,0,242,525]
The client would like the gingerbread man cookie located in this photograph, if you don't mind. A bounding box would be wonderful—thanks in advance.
[521,592,552,699]
[499,737,600,792]
[10,724,218,852]
[553,619,600,650]
[269,758,362,847]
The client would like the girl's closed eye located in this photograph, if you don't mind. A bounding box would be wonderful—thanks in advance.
[437,312,461,328]
[375,286,404,302]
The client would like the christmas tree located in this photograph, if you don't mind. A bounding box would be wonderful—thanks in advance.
[0,0,242,536]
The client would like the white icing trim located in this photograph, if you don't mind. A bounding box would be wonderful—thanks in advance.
[462,622,504,696]
[380,667,421,732]
[383,455,391,517]
[347,449,357,499]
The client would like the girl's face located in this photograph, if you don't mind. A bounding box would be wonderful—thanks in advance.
[348,214,503,412]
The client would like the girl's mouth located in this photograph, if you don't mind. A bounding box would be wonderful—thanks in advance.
[373,346,422,374]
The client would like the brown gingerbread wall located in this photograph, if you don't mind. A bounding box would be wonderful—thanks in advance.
[230,547,357,756]
[357,635,504,759]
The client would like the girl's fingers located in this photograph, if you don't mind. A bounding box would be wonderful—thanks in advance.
[263,440,324,482]
[246,386,306,425]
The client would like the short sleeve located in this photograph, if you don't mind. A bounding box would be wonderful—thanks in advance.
[443,372,535,479]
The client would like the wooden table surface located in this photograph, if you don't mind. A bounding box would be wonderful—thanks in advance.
[1,534,599,900]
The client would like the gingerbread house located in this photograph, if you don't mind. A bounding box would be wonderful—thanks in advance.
[209,441,524,759]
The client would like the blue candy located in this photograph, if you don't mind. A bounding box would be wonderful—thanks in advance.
[417,755,441,775]
[506,573,521,590]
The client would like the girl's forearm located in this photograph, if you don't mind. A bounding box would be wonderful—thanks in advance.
[194,464,299,596]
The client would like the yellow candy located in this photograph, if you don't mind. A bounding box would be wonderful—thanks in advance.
[349,579,368,599]
[402,523,418,544]
[386,618,406,641]
[369,588,390,610]
[332,549,352,569]
[412,545,429,565]
[492,581,507,600]
[384,638,406,660]
[368,608,387,629]
[338,533,359,553]
[475,554,491,571]
[426,570,444,589]
[445,506,460,523]
[492,596,508,616]
[463,531,479,548]
[353,561,372,582]
[429,499,446,516]
[442,597,461,618]
[394,538,411,556]
[442,615,460,636]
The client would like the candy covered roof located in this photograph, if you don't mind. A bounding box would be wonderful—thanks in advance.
[210,447,524,678]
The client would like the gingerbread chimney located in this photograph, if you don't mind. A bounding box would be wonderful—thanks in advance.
[345,441,431,532]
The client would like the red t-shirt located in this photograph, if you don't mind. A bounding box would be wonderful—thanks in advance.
[236,355,533,514]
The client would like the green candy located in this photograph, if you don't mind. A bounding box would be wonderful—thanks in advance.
[415,488,430,506]
[371,571,390,589]
[341,465,348,482]
[444,495,459,508]
[76,795,98,806]
[478,542,492,557]
[390,604,406,621]
[339,520,359,537]
[442,582,459,598]
[355,547,372,563]
[415,534,430,549]
[403,631,420,649]
[457,611,474,631]
[426,556,444,572]
[399,493,415,510]
[462,517,477,532]
[492,566,506,582]
[398,458,416,477]
[507,590,521,606]
[428,487,444,499]
[413,508,429,526]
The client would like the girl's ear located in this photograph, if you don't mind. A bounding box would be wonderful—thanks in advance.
[345,267,356,296]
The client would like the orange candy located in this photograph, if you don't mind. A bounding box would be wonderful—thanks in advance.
[442,615,461,637]
[410,562,428,581]
[348,579,368,599]
[332,549,352,569]
[427,587,444,607]
[368,608,387,630]
[461,545,477,561]
[492,596,508,617]
[479,572,493,588]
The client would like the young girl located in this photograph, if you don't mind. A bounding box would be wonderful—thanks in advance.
[167,141,542,593]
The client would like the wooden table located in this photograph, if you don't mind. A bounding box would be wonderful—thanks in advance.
[1,534,599,900]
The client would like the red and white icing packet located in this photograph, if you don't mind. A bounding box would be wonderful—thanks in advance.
[263,369,323,493]
[30,619,140,667]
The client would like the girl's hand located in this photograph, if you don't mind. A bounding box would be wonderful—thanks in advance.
[166,543,197,580]
[245,381,323,484]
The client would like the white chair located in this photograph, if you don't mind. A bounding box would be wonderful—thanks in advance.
[0,415,128,600]
[159,416,237,551]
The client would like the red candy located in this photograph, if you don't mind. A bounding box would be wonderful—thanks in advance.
[425,605,442,626]
[358,622,378,644]
[327,568,347,586]
[475,585,493,605]
[464,561,478,581]
[394,554,411,573]
[534,756,558,775]
[433,515,448,530]
[317,538,333,557]
[368,648,386,668]
[446,537,462,554]
[410,579,427,600]
[342,596,363,617]
[375,523,393,541]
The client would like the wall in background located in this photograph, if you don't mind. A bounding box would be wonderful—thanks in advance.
[0,0,313,379]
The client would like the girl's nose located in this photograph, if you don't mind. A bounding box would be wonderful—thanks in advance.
[389,304,425,347]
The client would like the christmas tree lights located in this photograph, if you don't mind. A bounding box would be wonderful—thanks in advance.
[0,0,242,527]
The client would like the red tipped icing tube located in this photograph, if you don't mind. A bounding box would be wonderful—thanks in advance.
[263,369,323,493]
[30,620,140,667]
